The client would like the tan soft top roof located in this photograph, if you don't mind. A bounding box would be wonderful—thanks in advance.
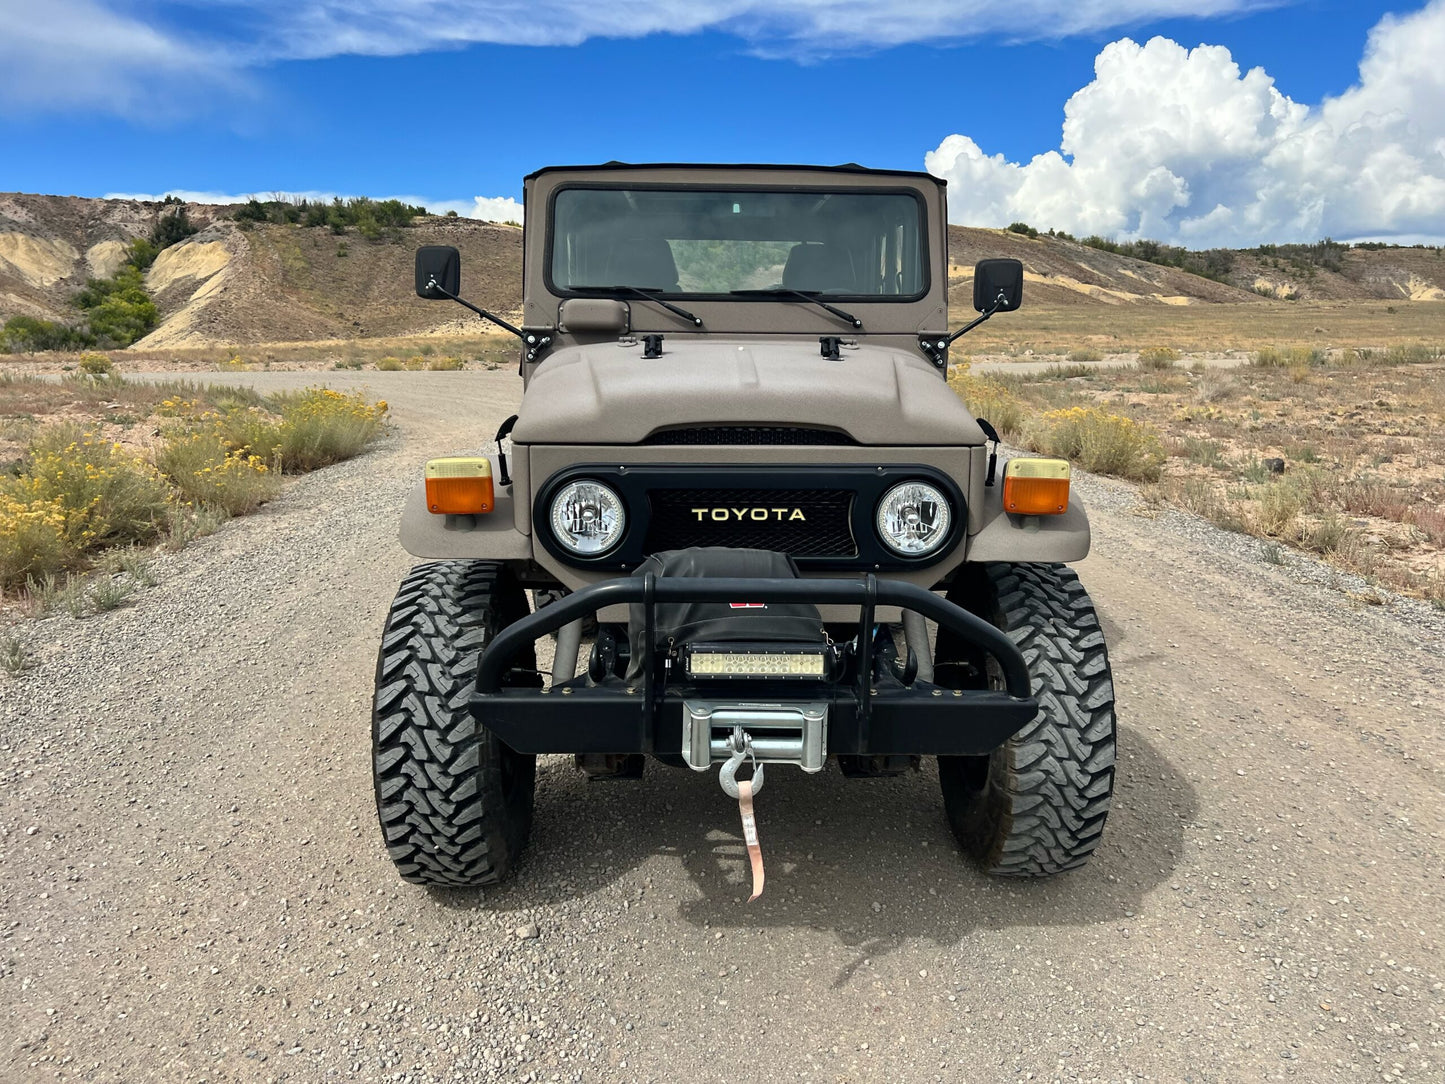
[524,162,946,186]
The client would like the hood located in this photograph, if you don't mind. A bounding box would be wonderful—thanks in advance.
[512,339,984,446]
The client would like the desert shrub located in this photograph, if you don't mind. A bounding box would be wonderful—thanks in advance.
[1298,511,1348,554]
[2,315,87,353]
[1137,346,1180,370]
[403,356,427,371]
[1250,479,1308,536]
[1340,480,1411,522]
[1066,348,1102,363]
[78,352,114,376]
[1252,345,1323,368]
[1038,363,1094,380]
[427,356,464,371]
[0,495,72,590]
[1006,222,1038,238]
[376,357,404,371]
[10,428,171,550]
[947,373,1026,437]
[150,205,198,249]
[125,237,161,272]
[270,388,388,472]
[1383,343,1443,365]
[1171,436,1225,468]
[1024,407,1166,482]
[1409,505,1445,545]
[156,431,277,515]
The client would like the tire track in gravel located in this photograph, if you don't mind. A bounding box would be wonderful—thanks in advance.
[2,372,1441,1083]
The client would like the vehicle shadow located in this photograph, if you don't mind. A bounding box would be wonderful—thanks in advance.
[430,726,1195,971]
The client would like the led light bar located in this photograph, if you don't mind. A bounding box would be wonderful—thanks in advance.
[683,643,828,680]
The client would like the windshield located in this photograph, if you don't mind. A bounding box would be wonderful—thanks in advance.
[548,187,926,299]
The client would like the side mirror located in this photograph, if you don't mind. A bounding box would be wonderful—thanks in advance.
[416,245,460,299]
[973,258,1023,313]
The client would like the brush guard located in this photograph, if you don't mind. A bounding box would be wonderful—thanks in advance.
[471,574,1037,757]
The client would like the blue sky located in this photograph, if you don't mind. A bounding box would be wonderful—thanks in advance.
[1,1,1442,245]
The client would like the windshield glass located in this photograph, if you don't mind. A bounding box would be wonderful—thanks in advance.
[549,187,926,299]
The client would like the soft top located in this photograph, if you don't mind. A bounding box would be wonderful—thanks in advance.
[525,162,946,186]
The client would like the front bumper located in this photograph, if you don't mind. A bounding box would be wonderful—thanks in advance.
[471,574,1038,757]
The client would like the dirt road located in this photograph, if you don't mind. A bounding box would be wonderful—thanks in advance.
[3,372,1442,1083]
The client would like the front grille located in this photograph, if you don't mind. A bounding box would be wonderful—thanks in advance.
[643,426,857,446]
[645,488,857,557]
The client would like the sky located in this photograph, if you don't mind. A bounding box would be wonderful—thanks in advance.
[1,0,1442,247]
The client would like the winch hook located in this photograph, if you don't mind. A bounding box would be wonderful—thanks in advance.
[718,726,764,798]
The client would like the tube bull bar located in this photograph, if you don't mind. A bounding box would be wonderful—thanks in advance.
[471,574,1038,758]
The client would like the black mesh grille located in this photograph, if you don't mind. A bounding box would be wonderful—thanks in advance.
[645,488,856,557]
[642,426,857,446]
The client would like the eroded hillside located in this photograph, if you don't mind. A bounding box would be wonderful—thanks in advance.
[2,192,1440,349]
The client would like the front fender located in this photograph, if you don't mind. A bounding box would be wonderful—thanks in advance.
[965,487,1091,563]
[398,470,532,560]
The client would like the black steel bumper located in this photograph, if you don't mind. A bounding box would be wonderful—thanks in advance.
[471,574,1038,757]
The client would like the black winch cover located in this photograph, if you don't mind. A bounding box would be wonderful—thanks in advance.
[625,548,825,680]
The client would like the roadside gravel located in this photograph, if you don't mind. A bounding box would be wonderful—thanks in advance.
[2,371,1441,1083]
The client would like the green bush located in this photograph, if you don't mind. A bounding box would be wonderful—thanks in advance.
[1,315,87,353]
[1006,222,1038,238]
[73,266,158,348]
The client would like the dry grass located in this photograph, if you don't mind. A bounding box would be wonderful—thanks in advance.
[1,375,387,601]
[987,348,1445,602]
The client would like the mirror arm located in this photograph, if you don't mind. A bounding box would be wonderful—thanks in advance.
[946,289,1009,345]
[426,276,524,339]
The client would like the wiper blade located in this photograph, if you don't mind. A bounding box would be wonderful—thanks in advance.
[575,285,703,327]
[729,288,862,330]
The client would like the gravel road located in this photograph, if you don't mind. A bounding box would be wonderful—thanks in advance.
[3,371,1442,1083]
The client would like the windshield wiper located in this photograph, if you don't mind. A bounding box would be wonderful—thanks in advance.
[729,288,862,330]
[575,285,703,327]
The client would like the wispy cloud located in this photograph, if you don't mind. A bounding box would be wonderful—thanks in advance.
[0,0,245,118]
[102,188,524,224]
[926,0,1445,245]
[2,0,1275,114]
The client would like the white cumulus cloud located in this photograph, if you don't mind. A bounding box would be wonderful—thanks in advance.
[102,188,522,223]
[925,0,1445,245]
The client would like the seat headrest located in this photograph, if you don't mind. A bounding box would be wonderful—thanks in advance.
[783,243,857,293]
[605,237,680,291]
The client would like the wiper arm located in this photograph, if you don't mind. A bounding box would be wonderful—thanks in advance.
[729,288,862,330]
[575,285,703,327]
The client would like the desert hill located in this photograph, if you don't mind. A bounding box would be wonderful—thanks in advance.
[1,192,1440,349]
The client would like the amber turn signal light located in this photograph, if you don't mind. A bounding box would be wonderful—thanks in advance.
[1002,457,1070,515]
[425,457,494,514]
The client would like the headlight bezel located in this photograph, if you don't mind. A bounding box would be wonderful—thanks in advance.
[874,479,954,559]
[547,477,628,558]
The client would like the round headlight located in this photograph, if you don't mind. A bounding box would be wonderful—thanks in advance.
[549,479,626,556]
[875,481,951,557]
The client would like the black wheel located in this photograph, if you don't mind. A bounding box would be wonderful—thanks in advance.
[372,561,537,886]
[937,563,1116,876]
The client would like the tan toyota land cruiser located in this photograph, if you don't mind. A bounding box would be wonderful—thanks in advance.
[372,163,1116,889]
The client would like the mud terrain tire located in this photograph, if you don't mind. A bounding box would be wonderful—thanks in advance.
[372,561,537,886]
[937,563,1116,876]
